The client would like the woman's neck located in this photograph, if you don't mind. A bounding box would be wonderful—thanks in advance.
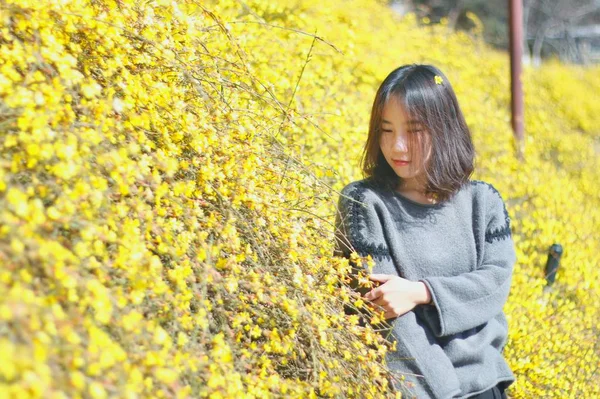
[396,177,425,193]
[396,180,438,204]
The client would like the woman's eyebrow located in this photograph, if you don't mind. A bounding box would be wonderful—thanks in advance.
[381,119,420,124]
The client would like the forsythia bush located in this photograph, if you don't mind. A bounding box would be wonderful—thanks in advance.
[0,0,598,398]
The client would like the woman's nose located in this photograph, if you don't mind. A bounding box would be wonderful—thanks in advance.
[394,135,408,152]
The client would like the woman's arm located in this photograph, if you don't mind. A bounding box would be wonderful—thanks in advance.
[415,281,432,305]
[333,182,399,328]
[415,186,516,337]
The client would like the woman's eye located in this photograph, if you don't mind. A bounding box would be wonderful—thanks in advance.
[409,129,423,134]
[381,129,393,133]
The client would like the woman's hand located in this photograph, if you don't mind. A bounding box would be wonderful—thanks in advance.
[363,274,432,319]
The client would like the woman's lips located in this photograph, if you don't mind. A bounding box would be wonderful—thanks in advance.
[393,160,410,166]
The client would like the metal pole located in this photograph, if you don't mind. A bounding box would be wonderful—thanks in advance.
[509,0,525,155]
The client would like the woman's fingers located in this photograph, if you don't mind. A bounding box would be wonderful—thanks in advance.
[366,296,411,319]
[384,311,397,320]
[364,285,384,301]
[365,300,403,319]
[368,274,395,283]
[370,296,388,306]
[366,296,388,311]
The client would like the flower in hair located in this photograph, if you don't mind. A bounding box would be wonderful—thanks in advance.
[434,75,444,85]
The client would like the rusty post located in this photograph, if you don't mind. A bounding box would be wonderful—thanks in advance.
[509,0,525,157]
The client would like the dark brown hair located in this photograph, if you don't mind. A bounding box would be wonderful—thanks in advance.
[361,64,474,202]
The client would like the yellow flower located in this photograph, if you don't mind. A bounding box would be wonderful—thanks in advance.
[156,367,179,384]
[89,382,107,399]
[435,75,444,85]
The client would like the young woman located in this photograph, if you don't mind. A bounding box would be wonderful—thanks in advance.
[334,64,516,399]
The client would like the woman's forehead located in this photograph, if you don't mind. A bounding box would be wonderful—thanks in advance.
[382,96,423,123]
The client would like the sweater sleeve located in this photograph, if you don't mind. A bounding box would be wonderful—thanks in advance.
[416,186,517,338]
[333,184,378,295]
[332,182,398,329]
[332,185,371,327]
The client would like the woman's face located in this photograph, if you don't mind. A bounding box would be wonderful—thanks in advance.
[379,95,432,188]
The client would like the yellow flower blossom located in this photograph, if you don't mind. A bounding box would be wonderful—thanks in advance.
[0,1,597,398]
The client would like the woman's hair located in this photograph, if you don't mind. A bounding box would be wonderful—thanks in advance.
[361,64,474,202]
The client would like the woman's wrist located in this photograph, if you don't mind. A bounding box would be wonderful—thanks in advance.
[413,280,432,305]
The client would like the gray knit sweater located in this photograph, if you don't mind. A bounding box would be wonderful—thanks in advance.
[333,178,517,399]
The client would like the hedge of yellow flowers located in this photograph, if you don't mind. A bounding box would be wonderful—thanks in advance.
[0,0,598,398]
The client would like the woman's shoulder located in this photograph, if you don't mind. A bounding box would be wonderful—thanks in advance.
[467,179,508,207]
[467,179,512,240]
[339,177,387,204]
[340,177,381,192]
